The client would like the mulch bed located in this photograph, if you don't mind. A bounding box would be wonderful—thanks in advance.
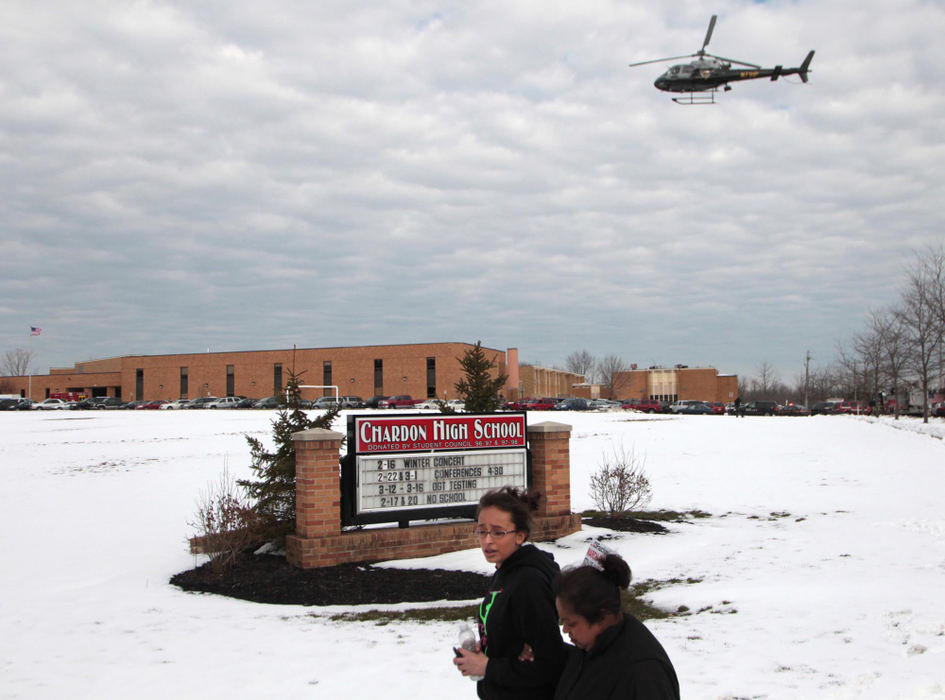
[171,553,491,606]
[581,516,669,534]
[171,517,666,606]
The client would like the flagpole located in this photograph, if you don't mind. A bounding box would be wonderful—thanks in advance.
[28,329,32,402]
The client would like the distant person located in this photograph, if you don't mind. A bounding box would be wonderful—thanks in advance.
[553,552,680,700]
[453,487,565,698]
[734,396,742,417]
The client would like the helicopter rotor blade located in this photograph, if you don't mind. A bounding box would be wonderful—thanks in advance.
[628,53,696,68]
[704,53,761,69]
[701,15,717,53]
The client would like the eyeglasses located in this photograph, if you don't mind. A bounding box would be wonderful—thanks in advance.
[473,528,517,539]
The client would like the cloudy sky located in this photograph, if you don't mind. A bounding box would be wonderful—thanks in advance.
[2,0,943,383]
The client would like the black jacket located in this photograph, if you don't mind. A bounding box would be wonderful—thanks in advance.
[554,615,680,700]
[476,544,565,700]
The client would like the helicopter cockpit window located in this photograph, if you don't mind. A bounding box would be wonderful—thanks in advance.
[669,66,681,76]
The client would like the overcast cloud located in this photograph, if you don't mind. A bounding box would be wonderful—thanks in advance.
[2,0,943,382]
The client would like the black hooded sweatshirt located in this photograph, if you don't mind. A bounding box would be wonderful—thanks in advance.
[553,614,680,700]
[476,543,565,700]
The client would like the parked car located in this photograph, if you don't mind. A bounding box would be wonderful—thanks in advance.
[932,402,945,418]
[124,400,149,410]
[140,400,167,409]
[675,401,714,415]
[386,395,420,409]
[707,401,726,415]
[0,398,21,410]
[253,396,281,409]
[742,400,779,416]
[809,401,840,416]
[524,397,559,410]
[365,395,389,409]
[588,398,620,411]
[161,399,191,410]
[553,398,589,411]
[207,396,243,409]
[340,396,365,409]
[669,400,706,414]
[34,398,68,410]
[235,397,258,409]
[414,399,443,410]
[836,400,871,416]
[446,399,465,412]
[621,399,663,413]
[311,396,342,410]
[14,399,35,410]
[777,402,811,417]
[184,397,218,409]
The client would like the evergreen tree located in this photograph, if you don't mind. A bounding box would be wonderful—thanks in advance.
[455,341,508,413]
[238,370,340,542]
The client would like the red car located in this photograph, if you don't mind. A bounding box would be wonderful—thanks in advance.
[386,395,421,409]
[707,401,725,415]
[621,399,663,413]
[836,400,871,415]
[524,397,559,410]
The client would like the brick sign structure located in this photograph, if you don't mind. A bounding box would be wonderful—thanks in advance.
[287,420,582,569]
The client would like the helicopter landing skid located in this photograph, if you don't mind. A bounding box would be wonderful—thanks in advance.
[672,90,718,105]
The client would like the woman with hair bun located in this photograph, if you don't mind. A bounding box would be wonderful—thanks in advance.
[453,486,565,699]
[553,552,680,699]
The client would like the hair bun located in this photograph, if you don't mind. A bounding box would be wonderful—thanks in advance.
[601,554,632,589]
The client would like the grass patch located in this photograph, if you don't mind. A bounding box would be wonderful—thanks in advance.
[328,604,478,625]
[326,577,710,625]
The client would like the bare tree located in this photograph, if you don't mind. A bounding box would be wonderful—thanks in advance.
[852,317,885,406]
[920,244,945,391]
[564,350,595,383]
[756,361,777,396]
[896,253,944,422]
[596,354,631,397]
[871,308,909,417]
[2,348,33,376]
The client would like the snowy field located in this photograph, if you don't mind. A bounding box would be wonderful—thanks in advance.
[1,409,944,699]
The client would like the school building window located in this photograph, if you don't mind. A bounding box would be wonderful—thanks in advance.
[374,359,383,394]
[426,357,436,398]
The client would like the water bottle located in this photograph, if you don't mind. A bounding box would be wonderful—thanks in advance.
[457,623,484,681]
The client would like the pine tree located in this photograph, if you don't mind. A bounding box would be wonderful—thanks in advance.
[455,341,508,413]
[238,370,340,542]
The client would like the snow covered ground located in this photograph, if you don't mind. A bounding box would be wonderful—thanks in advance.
[1,409,943,699]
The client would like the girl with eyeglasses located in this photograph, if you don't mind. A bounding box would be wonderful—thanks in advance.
[453,486,565,699]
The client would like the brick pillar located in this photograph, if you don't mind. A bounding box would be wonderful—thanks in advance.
[291,427,344,539]
[527,421,572,517]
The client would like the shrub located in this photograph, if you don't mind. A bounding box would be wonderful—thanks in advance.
[455,341,508,413]
[589,443,652,514]
[190,466,261,574]
[238,369,339,542]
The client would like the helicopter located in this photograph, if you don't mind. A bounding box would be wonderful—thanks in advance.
[629,15,814,104]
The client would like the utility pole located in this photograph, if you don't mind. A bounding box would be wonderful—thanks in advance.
[804,350,811,408]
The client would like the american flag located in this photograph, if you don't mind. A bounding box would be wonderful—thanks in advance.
[30,326,41,336]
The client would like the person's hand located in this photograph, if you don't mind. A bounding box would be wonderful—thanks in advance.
[518,643,535,662]
[453,646,488,677]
